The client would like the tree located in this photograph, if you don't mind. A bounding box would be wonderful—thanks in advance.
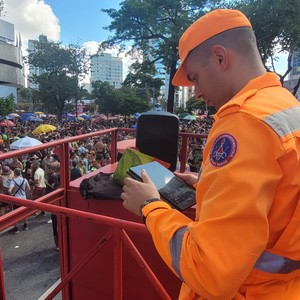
[0,94,15,116]
[123,61,163,101]
[102,0,220,113]
[26,39,89,117]
[117,86,151,115]
[91,80,121,115]
[186,96,216,115]
[233,0,300,95]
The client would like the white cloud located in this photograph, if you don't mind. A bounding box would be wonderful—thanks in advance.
[1,1,134,84]
[2,0,60,50]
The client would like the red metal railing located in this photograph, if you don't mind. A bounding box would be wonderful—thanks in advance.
[0,127,207,299]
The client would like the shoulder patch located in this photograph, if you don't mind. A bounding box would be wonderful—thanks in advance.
[210,134,237,167]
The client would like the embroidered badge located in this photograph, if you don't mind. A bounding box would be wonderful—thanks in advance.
[210,134,237,167]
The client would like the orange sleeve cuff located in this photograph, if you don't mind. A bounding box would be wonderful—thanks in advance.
[141,201,172,218]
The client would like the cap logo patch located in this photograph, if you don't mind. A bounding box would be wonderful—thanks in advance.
[210,134,237,167]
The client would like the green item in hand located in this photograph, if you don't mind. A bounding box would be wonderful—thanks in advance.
[113,147,153,186]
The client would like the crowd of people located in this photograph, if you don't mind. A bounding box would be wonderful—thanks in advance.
[0,113,213,248]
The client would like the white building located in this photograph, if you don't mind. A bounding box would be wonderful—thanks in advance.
[288,49,300,100]
[0,19,24,100]
[90,52,123,89]
[28,35,48,89]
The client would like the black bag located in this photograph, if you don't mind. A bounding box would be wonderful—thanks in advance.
[79,172,123,200]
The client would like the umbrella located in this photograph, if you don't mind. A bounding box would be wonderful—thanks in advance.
[62,113,75,118]
[10,136,42,150]
[21,115,43,121]
[178,112,190,119]
[8,113,20,118]
[77,117,84,121]
[183,115,197,121]
[34,111,44,115]
[0,120,15,127]
[133,113,141,119]
[79,114,91,119]
[33,124,57,135]
[28,116,44,122]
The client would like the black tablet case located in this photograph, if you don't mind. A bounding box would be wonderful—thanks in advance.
[128,161,196,211]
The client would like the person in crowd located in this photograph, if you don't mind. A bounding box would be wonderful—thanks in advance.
[44,166,60,250]
[70,160,82,181]
[49,153,60,178]
[121,9,300,299]
[77,160,87,176]
[10,156,24,171]
[8,167,30,233]
[42,151,53,181]
[30,160,46,217]
[94,138,105,160]
[0,165,13,216]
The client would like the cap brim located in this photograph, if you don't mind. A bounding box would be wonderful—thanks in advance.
[172,64,194,87]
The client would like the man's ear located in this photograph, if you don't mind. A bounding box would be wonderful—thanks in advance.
[211,45,228,70]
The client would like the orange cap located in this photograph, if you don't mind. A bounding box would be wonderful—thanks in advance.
[172,9,252,86]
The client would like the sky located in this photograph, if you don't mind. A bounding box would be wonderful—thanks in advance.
[1,0,133,81]
[1,0,289,80]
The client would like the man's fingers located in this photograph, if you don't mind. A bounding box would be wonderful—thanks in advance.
[140,169,151,183]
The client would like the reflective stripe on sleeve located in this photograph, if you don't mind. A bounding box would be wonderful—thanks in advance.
[263,107,300,137]
[254,251,300,274]
[169,226,188,281]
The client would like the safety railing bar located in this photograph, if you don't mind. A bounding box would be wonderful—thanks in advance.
[45,229,114,300]
[0,198,62,231]
[0,190,64,231]
[0,194,148,234]
[113,228,122,300]
[120,229,172,300]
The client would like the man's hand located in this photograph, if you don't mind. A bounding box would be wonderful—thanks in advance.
[174,172,198,186]
[121,169,160,216]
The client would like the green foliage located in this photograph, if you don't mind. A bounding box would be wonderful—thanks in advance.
[186,97,205,113]
[123,61,163,100]
[186,96,216,115]
[102,0,222,112]
[26,39,89,116]
[118,86,151,115]
[91,81,151,116]
[0,94,15,116]
[91,81,121,115]
[233,0,300,85]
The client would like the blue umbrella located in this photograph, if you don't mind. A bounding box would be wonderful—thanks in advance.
[28,116,44,122]
[80,115,91,119]
[21,115,31,121]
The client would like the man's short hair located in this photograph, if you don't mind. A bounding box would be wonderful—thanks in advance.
[14,168,22,176]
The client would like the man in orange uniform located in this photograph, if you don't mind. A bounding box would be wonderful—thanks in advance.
[121,9,300,299]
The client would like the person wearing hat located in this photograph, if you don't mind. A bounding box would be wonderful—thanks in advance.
[121,9,300,300]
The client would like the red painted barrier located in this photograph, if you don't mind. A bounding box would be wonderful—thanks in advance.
[0,128,206,299]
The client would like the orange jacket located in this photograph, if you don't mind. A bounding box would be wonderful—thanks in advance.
[142,73,300,299]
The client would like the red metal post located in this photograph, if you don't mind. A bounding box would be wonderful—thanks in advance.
[0,251,6,300]
[113,228,123,300]
[60,140,71,300]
